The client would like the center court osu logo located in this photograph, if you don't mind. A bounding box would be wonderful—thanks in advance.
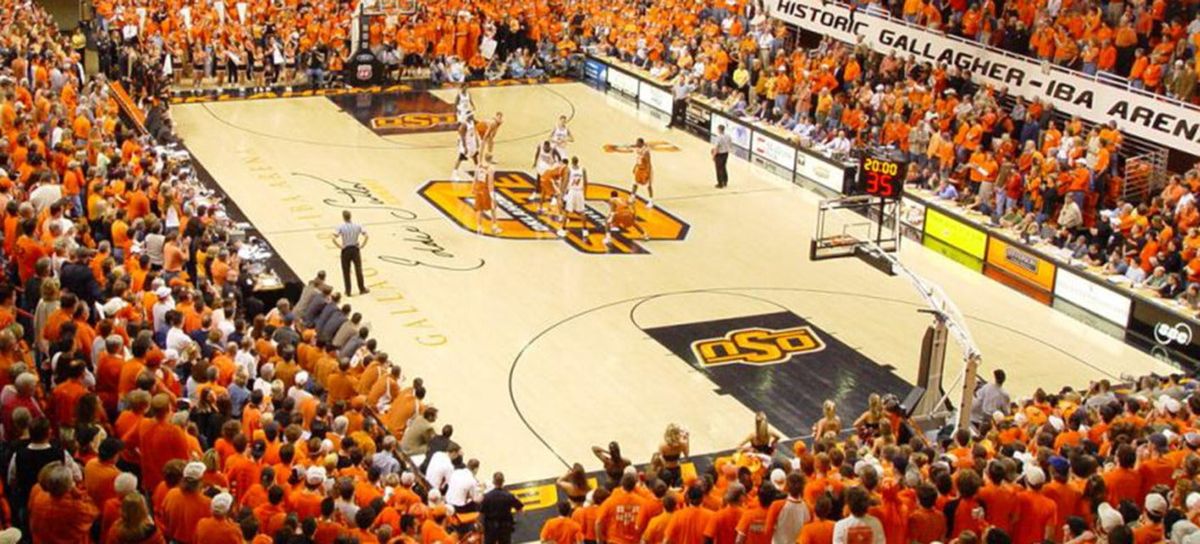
[691,326,825,367]
[417,171,689,254]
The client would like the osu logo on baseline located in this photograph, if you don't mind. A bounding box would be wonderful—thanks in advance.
[371,112,458,130]
[691,326,825,367]
[417,171,688,255]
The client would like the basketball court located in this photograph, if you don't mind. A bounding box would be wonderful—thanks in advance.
[171,81,1174,486]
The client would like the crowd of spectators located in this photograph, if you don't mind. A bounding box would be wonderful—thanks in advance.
[92,0,350,90]
[535,369,1200,544]
[862,0,1200,104]
[582,0,1200,314]
[2,1,521,544]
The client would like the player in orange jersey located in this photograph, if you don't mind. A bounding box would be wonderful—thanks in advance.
[473,155,500,234]
[476,112,503,157]
[604,191,647,246]
[539,157,569,219]
[630,138,654,209]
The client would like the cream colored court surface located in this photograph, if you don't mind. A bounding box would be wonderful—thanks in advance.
[173,82,1173,483]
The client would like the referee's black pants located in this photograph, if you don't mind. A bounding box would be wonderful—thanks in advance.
[714,152,729,187]
[340,245,366,295]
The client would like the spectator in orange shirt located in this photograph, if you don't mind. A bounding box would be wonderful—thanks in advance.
[28,461,100,544]
[540,502,583,544]
[1103,444,1143,507]
[797,494,835,544]
[194,493,242,544]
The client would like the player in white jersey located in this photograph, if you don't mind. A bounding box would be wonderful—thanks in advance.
[558,156,589,238]
[473,155,501,234]
[454,118,481,176]
[455,84,475,124]
[530,141,562,202]
[549,115,573,157]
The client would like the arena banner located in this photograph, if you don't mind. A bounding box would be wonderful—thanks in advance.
[767,0,1200,157]
[638,82,674,114]
[710,113,752,150]
[584,57,608,85]
[794,148,852,194]
[1052,267,1132,327]
[606,66,640,97]
[984,236,1056,295]
[922,207,987,260]
[751,130,798,171]
[1125,298,1200,371]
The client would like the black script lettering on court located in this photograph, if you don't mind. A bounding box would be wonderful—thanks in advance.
[376,226,485,272]
[293,172,419,220]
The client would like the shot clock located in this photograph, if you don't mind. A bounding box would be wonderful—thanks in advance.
[855,150,908,199]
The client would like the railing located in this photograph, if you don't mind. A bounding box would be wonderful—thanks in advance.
[1123,150,1168,204]
[108,81,148,134]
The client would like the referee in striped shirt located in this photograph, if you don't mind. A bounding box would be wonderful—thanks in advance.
[333,210,370,296]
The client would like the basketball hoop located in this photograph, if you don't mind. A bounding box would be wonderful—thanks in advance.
[809,194,900,261]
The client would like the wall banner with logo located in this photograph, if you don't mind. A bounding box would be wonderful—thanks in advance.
[639,82,674,114]
[606,66,640,97]
[984,236,1056,301]
[766,0,1200,157]
[710,113,752,150]
[1052,268,1132,328]
[752,131,798,171]
[794,148,852,194]
[1126,299,1200,371]
[584,57,608,86]
[923,207,987,260]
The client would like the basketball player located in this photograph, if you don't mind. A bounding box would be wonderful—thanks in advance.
[473,155,501,234]
[558,156,588,238]
[549,115,573,158]
[454,117,481,177]
[530,141,562,202]
[630,138,654,208]
[476,112,503,157]
[455,84,475,124]
[538,156,568,217]
[603,191,647,246]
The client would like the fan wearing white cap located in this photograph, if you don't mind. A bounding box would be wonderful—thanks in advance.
[1097,502,1126,535]
[1012,465,1056,544]
[195,492,240,542]
[1138,493,1169,542]
[160,461,211,543]
[151,285,174,332]
[287,465,328,520]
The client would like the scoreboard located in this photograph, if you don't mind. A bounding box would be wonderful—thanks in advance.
[854,149,908,199]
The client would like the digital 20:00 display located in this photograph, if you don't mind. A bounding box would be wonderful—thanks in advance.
[856,154,907,199]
